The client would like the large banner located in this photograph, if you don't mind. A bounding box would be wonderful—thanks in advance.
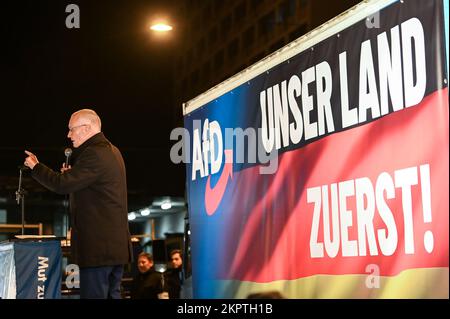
[184,0,448,298]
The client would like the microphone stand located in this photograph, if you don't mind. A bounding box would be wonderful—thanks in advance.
[63,150,72,245]
[15,167,28,236]
[64,193,70,244]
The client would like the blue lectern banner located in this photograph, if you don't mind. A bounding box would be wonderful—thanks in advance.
[0,240,61,299]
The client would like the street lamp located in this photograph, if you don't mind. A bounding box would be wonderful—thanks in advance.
[150,23,173,32]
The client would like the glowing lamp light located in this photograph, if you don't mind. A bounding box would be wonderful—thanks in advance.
[161,202,172,210]
[150,23,173,32]
[128,212,136,221]
[141,208,151,216]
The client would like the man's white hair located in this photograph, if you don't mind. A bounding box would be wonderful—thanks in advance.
[72,109,102,131]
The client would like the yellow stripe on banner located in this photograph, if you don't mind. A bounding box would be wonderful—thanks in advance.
[214,267,449,298]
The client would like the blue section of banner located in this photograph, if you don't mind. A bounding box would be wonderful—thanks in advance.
[14,240,62,299]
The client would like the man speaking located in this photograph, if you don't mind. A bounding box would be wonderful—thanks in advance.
[24,109,132,299]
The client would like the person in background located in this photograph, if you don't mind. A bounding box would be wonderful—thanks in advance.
[164,249,183,299]
[24,109,133,299]
[131,252,163,299]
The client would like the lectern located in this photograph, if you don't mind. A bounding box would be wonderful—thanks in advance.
[0,238,61,299]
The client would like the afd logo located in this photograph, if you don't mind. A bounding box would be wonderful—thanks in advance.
[192,119,233,216]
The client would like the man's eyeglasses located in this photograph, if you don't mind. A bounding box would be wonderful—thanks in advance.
[68,124,89,133]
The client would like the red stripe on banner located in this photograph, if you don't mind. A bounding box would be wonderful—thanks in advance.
[220,88,449,282]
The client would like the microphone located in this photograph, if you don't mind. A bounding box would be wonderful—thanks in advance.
[64,148,72,167]
[18,165,30,171]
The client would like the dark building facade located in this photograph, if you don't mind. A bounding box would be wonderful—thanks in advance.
[172,0,361,122]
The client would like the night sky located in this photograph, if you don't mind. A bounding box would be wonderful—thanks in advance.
[0,0,186,208]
